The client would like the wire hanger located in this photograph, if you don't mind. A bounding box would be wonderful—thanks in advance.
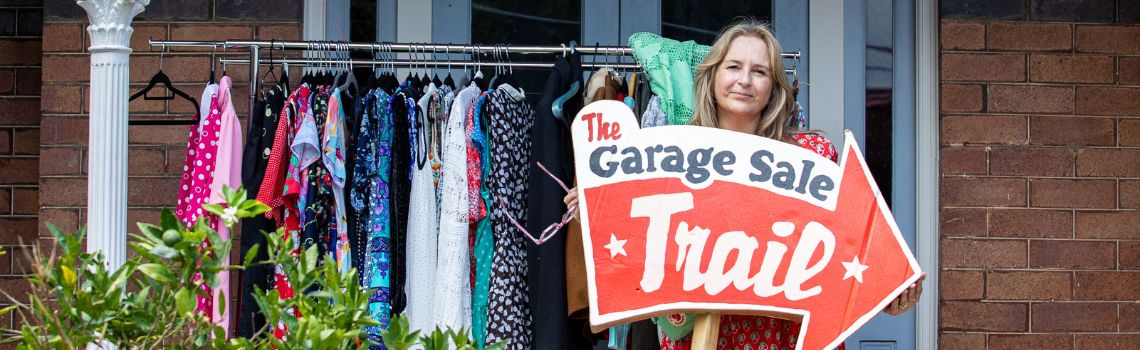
[130,43,201,125]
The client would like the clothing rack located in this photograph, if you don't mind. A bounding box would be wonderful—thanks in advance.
[144,39,803,125]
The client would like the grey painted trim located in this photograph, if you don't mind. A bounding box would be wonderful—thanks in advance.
[304,0,326,40]
[914,0,940,348]
[774,0,809,121]
[808,0,845,150]
[583,0,621,45]
[379,0,398,42]
[327,0,351,41]
[844,0,866,148]
[620,0,660,43]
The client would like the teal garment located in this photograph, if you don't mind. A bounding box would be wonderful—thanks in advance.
[628,32,711,125]
[471,91,495,349]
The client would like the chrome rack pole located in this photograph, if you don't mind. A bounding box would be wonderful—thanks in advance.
[248,45,259,126]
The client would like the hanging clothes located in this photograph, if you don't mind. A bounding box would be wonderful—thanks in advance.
[527,52,588,350]
[207,75,244,336]
[388,87,416,316]
[356,88,394,347]
[404,85,443,335]
[238,80,286,338]
[434,82,480,332]
[175,82,223,327]
[469,88,493,347]
[299,89,335,266]
[270,85,313,340]
[326,88,352,274]
[485,83,535,350]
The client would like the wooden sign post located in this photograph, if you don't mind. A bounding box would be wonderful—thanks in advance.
[570,101,922,350]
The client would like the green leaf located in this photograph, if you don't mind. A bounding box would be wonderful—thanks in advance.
[203,203,224,217]
[138,263,176,283]
[242,244,260,267]
[137,223,164,241]
[175,287,195,315]
[60,265,76,287]
[149,245,179,259]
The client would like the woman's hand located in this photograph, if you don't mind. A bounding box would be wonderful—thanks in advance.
[564,187,580,222]
[883,273,925,316]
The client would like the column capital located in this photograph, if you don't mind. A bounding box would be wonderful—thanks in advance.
[77,0,149,52]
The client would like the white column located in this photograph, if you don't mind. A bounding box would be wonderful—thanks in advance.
[76,0,148,270]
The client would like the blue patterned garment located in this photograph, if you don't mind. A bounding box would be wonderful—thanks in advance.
[353,88,394,349]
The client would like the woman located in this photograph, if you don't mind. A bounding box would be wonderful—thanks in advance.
[565,19,924,349]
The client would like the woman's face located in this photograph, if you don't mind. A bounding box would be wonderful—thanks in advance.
[714,36,774,123]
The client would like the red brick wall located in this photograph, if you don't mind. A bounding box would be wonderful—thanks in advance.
[940,1,1140,348]
[28,0,301,335]
[0,1,42,331]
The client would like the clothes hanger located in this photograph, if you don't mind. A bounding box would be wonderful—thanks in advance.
[260,39,280,94]
[130,44,201,125]
[473,46,487,91]
[552,41,581,121]
[418,44,432,89]
[442,45,456,90]
[431,45,443,88]
[208,44,217,85]
[499,43,519,89]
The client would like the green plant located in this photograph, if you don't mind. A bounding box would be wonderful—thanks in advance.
[2,187,509,349]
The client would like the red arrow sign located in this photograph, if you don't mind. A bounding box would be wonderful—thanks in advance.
[572,101,922,350]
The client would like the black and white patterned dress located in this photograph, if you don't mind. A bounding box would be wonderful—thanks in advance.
[485,84,535,349]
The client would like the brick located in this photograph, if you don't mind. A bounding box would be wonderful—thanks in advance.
[942,115,1026,145]
[163,56,212,84]
[129,124,190,145]
[1030,55,1114,84]
[37,208,79,237]
[0,98,42,125]
[126,209,162,231]
[1122,57,1140,84]
[988,271,1072,300]
[1029,116,1115,147]
[1076,26,1140,54]
[10,246,35,275]
[1075,271,1140,300]
[990,147,1075,176]
[941,301,1028,331]
[39,177,85,207]
[941,208,987,238]
[256,25,303,41]
[1076,334,1140,348]
[218,0,303,21]
[942,177,1027,207]
[1121,119,1140,147]
[1076,210,1140,239]
[1123,303,1140,331]
[0,129,8,154]
[126,177,179,207]
[1030,0,1114,22]
[0,40,42,65]
[0,277,31,304]
[1076,87,1140,116]
[991,209,1073,238]
[940,333,985,350]
[1030,179,1115,209]
[0,188,8,214]
[12,128,38,155]
[942,239,1028,269]
[41,55,88,83]
[941,21,985,51]
[989,85,1074,114]
[990,22,1073,51]
[128,147,166,175]
[130,24,167,53]
[134,0,209,21]
[990,334,1072,350]
[942,146,987,175]
[1124,180,1140,209]
[942,53,1025,82]
[1123,241,1140,270]
[170,25,253,51]
[15,68,41,96]
[941,270,984,300]
[0,69,13,95]
[1076,148,1140,177]
[940,84,983,113]
[40,85,82,114]
[163,83,205,115]
[12,188,37,215]
[941,0,1025,20]
[41,23,84,52]
[39,146,80,175]
[125,84,166,114]
[0,158,38,185]
[0,218,37,245]
[1031,240,1116,269]
[40,116,87,145]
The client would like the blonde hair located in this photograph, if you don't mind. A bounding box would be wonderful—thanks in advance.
[691,18,796,141]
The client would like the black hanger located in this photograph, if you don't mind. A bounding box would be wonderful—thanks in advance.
[260,40,280,92]
[208,44,217,85]
[442,44,457,90]
[130,46,200,125]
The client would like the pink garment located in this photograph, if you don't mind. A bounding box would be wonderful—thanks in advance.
[207,76,243,336]
[175,85,222,326]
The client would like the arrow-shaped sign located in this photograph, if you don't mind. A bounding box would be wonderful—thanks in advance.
[572,100,922,350]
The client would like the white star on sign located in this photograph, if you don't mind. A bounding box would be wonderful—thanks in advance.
[842,256,870,283]
[604,233,627,259]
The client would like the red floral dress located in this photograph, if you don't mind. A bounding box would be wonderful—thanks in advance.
[661,133,842,350]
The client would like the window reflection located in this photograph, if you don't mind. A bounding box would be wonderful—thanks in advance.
[662,0,772,44]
